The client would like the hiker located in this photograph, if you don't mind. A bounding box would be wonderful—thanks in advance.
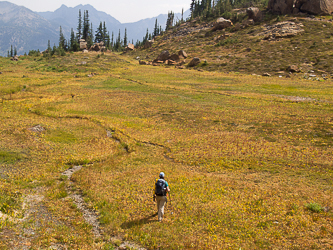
[154,172,170,222]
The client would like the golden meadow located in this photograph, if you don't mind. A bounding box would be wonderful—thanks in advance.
[0,52,332,249]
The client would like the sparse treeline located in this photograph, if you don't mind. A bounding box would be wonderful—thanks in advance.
[135,18,163,48]
[6,45,17,57]
[28,9,130,57]
[190,0,268,19]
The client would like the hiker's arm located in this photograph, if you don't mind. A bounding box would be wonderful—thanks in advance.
[166,186,170,193]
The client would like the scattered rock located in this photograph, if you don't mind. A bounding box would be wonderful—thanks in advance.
[82,49,89,53]
[246,7,262,22]
[323,206,331,212]
[139,60,149,65]
[287,65,300,72]
[212,17,233,31]
[0,72,2,74]
[28,125,45,133]
[79,39,87,50]
[188,57,201,67]
[169,54,180,62]
[178,50,188,58]
[156,50,170,61]
[126,43,135,51]
[242,19,255,27]
[89,42,106,52]
[11,55,19,61]
[144,40,154,49]
[262,73,271,77]
[76,61,87,65]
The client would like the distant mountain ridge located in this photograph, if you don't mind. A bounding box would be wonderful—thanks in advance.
[0,1,190,56]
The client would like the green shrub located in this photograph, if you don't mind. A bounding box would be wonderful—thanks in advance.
[305,203,323,213]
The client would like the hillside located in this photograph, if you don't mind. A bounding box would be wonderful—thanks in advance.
[129,12,333,77]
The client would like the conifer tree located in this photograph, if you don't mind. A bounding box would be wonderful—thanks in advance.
[124,28,127,47]
[59,26,66,50]
[10,45,13,57]
[153,19,159,37]
[166,11,174,31]
[70,28,79,51]
[14,47,17,56]
[95,22,103,43]
[83,10,90,41]
[77,9,82,39]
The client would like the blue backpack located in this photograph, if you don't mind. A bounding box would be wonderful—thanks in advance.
[155,179,166,196]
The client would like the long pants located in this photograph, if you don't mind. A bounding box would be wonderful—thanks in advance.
[156,195,167,221]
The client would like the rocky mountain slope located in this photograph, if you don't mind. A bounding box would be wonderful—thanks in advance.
[130,11,333,77]
[0,1,58,56]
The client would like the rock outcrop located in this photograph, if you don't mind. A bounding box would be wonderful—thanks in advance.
[297,0,333,15]
[212,18,233,31]
[268,0,294,14]
[268,0,333,15]
[257,21,304,40]
[89,42,106,52]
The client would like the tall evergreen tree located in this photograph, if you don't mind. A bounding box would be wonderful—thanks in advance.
[10,45,13,57]
[124,28,127,47]
[59,26,66,50]
[111,32,114,48]
[153,19,159,37]
[83,10,90,41]
[77,9,82,39]
[14,47,17,56]
[70,28,79,51]
[166,11,175,30]
[95,22,103,43]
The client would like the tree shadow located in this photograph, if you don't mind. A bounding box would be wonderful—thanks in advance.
[121,212,158,229]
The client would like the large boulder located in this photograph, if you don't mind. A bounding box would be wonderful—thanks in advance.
[144,40,154,49]
[178,50,188,58]
[156,50,170,62]
[268,0,295,14]
[127,43,135,51]
[297,0,333,15]
[169,54,180,62]
[246,7,262,22]
[79,39,87,50]
[188,57,201,67]
[212,18,233,31]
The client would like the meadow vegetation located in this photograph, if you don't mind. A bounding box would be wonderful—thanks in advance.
[0,46,332,249]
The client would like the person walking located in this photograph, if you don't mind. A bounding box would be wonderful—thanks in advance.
[154,172,170,222]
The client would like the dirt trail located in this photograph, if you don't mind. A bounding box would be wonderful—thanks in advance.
[62,165,102,238]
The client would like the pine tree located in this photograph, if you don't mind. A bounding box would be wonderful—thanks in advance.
[95,22,103,43]
[124,28,127,47]
[10,45,13,57]
[70,28,79,51]
[77,9,82,39]
[14,47,17,56]
[7,51,9,58]
[103,22,107,44]
[111,32,114,48]
[153,19,159,37]
[59,26,66,50]
[166,11,175,31]
[83,10,90,41]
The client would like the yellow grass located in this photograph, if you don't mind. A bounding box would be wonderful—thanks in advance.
[0,52,332,249]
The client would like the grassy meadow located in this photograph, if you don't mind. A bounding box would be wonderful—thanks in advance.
[0,52,332,249]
